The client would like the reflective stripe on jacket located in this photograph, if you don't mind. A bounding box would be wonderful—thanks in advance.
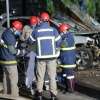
[60,64,76,68]
[32,22,61,59]
[60,46,76,51]
[0,60,17,65]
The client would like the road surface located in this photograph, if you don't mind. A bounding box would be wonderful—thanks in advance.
[0,82,99,100]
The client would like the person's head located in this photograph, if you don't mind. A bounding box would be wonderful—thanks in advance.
[12,20,23,36]
[20,25,33,41]
[59,23,71,34]
[39,12,50,22]
[30,16,38,26]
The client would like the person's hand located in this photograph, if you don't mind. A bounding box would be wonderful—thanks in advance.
[17,49,26,56]
[0,39,4,45]
[21,49,26,55]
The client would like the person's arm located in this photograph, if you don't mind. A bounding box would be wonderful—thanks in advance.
[26,30,37,45]
[2,31,22,56]
[54,28,62,48]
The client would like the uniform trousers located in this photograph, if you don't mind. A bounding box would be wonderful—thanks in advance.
[2,64,19,98]
[36,59,57,95]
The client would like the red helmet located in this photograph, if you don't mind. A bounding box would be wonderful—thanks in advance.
[40,12,50,21]
[59,23,71,32]
[12,20,23,31]
[30,16,38,25]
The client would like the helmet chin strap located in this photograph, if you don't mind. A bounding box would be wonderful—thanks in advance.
[12,28,17,35]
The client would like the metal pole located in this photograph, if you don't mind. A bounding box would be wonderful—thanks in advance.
[6,0,10,28]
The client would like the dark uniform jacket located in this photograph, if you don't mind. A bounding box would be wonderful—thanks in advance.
[0,29,17,65]
[60,32,76,68]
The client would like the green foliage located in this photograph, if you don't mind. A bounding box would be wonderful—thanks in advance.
[46,0,55,15]
[95,0,100,21]
[61,0,96,17]
[86,0,96,17]
[62,0,100,21]
[61,0,72,5]
[61,0,79,6]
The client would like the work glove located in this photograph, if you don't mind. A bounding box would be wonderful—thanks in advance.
[20,49,26,56]
[16,49,26,57]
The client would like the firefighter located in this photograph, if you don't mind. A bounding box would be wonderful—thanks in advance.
[30,16,39,29]
[0,20,23,98]
[59,23,76,93]
[32,12,61,100]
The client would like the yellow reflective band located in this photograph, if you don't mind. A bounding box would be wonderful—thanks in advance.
[60,46,76,51]
[0,60,17,64]
[0,44,7,48]
[60,64,76,68]
[3,44,7,48]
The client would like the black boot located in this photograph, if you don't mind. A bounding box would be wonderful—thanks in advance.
[33,91,43,100]
[37,96,42,100]
[67,79,75,93]
[50,92,58,100]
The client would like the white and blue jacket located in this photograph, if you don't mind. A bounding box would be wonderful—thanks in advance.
[31,22,61,59]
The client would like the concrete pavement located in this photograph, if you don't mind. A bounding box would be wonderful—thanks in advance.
[0,82,98,100]
[0,91,97,100]
[57,92,97,100]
